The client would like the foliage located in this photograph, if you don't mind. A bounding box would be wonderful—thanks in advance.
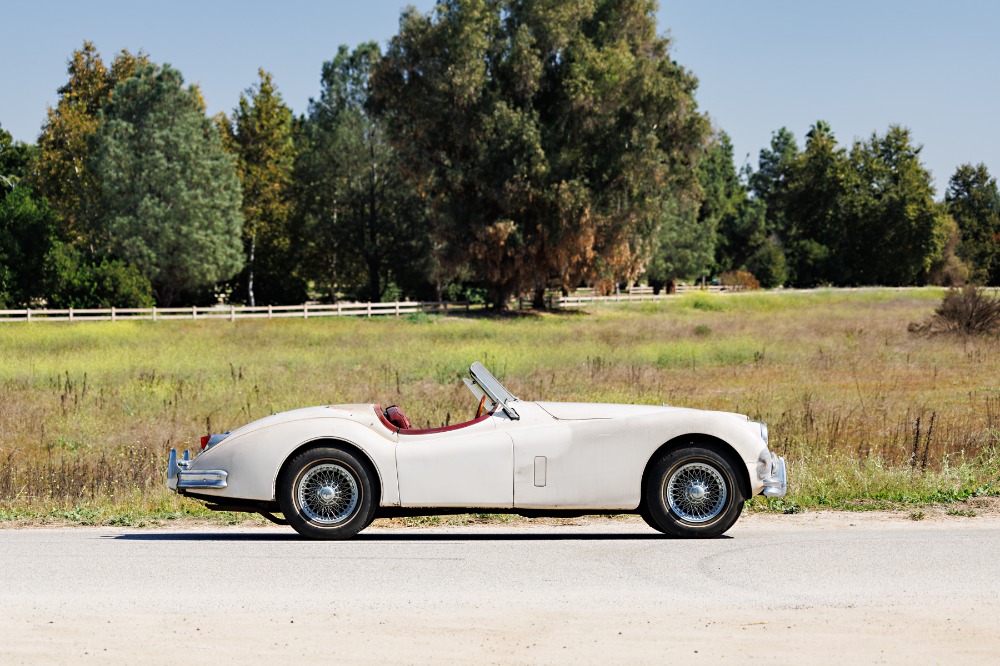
[719,270,760,291]
[219,70,305,305]
[43,242,154,308]
[32,42,148,243]
[947,163,1000,285]
[0,123,34,187]
[755,122,942,287]
[910,285,1000,336]
[372,0,709,308]
[297,43,431,303]
[92,64,244,305]
[0,186,58,307]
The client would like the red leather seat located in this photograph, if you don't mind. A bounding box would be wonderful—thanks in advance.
[385,405,412,430]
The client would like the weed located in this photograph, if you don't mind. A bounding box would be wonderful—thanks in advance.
[909,510,926,521]
[945,508,978,517]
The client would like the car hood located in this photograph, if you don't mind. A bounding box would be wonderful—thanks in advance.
[534,401,677,420]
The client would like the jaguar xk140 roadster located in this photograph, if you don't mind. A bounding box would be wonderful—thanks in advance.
[167,361,786,539]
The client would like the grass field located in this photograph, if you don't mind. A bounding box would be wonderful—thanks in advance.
[1,288,999,525]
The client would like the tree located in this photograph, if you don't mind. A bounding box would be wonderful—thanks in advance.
[372,0,709,308]
[780,121,849,286]
[839,126,942,286]
[0,187,57,307]
[32,42,148,244]
[219,70,304,305]
[92,64,244,305]
[0,123,34,188]
[947,163,1000,285]
[298,43,430,303]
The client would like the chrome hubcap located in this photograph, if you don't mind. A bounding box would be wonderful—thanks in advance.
[297,463,359,525]
[665,462,727,523]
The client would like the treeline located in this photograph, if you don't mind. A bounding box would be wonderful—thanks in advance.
[1,1,998,311]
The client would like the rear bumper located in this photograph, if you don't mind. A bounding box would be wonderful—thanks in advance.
[167,449,229,491]
[761,453,787,498]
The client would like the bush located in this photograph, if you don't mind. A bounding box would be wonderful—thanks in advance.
[44,243,154,308]
[745,239,788,288]
[909,285,1000,335]
[719,270,760,291]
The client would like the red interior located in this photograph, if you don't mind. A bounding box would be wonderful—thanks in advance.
[374,404,494,435]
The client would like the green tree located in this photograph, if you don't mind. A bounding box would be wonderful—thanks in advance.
[219,70,304,305]
[0,186,57,307]
[92,64,244,304]
[372,0,709,308]
[33,42,148,244]
[781,121,849,286]
[298,43,430,303]
[749,127,798,238]
[0,123,34,188]
[840,126,942,286]
[946,163,1000,285]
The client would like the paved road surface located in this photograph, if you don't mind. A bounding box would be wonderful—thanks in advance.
[2,514,999,664]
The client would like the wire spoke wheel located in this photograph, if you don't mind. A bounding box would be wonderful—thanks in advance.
[664,461,728,523]
[296,463,359,525]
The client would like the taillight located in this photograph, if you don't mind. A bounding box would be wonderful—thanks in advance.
[201,435,211,450]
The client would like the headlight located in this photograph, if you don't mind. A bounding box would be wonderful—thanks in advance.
[756,447,772,480]
[750,420,769,446]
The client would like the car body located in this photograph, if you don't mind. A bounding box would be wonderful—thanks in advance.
[167,361,786,538]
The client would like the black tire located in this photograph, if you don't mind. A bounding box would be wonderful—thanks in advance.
[643,445,744,538]
[278,446,376,540]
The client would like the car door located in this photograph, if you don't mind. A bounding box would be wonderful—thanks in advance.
[395,424,514,508]
[509,416,635,510]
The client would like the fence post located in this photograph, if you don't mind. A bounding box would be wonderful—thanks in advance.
[26,309,31,322]
[111,306,116,322]
[367,302,372,318]
[304,304,309,319]
[230,304,236,322]
[152,306,157,322]
[395,301,400,317]
[268,304,273,319]
[192,305,197,320]
[69,307,74,322]
[337,302,342,316]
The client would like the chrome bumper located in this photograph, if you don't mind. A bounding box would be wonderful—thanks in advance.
[167,449,228,491]
[761,453,787,498]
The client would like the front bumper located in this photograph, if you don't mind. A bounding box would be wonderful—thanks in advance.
[167,449,229,491]
[761,452,787,498]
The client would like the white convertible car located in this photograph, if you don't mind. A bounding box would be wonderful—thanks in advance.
[167,362,786,539]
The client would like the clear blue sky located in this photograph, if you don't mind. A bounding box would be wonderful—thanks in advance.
[2,1,996,195]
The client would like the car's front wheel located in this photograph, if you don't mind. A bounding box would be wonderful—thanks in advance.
[278,446,376,540]
[644,445,744,538]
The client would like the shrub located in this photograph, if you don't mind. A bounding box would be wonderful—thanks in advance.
[909,285,1000,335]
[719,270,760,291]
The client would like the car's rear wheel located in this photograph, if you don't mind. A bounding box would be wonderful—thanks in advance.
[644,445,744,538]
[278,446,376,540]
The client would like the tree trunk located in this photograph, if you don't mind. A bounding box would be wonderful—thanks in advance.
[247,232,256,307]
[532,287,547,310]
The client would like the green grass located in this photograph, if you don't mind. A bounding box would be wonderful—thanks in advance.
[1,287,999,524]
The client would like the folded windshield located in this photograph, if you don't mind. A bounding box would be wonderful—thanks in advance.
[467,361,519,420]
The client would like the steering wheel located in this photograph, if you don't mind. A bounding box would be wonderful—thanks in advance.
[475,395,488,419]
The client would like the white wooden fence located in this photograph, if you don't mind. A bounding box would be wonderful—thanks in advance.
[0,300,469,323]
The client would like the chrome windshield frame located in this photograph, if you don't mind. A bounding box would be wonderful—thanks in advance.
[469,361,520,420]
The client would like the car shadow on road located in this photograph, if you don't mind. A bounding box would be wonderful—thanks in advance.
[110,531,730,542]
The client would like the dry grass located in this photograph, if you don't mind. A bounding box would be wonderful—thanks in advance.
[1,288,999,524]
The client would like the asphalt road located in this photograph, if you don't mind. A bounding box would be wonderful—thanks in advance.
[2,514,999,664]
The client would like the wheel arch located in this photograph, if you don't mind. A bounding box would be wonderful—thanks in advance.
[275,437,384,507]
[640,434,751,507]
